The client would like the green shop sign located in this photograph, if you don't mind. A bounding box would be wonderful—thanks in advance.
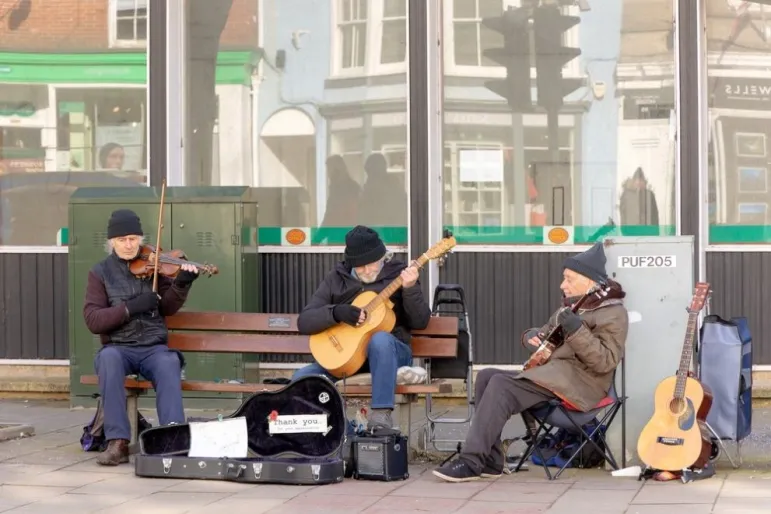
[254,225,677,247]
[0,50,261,85]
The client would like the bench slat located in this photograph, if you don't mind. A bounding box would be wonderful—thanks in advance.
[163,334,456,358]
[411,316,459,336]
[168,333,310,354]
[165,312,459,337]
[79,375,451,395]
[166,312,299,332]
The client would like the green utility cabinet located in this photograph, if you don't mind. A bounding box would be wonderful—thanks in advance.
[68,186,260,409]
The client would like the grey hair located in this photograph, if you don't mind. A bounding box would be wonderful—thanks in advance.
[104,235,146,254]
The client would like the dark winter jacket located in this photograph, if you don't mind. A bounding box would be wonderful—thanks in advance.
[83,251,190,346]
[297,259,432,345]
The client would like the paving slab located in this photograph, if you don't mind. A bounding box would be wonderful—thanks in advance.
[3,399,771,513]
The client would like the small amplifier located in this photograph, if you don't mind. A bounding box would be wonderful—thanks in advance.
[351,433,409,481]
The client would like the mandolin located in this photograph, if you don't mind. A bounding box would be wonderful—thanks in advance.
[309,236,457,378]
[637,282,713,472]
[523,282,610,371]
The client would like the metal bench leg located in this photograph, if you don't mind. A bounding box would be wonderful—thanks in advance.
[126,389,139,446]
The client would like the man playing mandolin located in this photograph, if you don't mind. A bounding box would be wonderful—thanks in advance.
[433,242,629,482]
[294,225,432,430]
[83,209,200,466]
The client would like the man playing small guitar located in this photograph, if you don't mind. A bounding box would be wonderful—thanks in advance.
[434,242,629,482]
[294,225,432,430]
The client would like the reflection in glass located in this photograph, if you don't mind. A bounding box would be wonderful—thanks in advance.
[441,0,676,244]
[185,0,409,246]
[0,0,149,246]
[707,0,771,243]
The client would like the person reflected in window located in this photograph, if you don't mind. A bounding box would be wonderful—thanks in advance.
[320,154,361,228]
[99,143,125,171]
[619,167,659,226]
[357,153,407,227]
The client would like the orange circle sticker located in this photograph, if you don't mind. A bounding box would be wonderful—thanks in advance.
[547,227,569,245]
[285,229,307,245]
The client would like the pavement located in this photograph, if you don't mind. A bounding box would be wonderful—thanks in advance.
[2,399,771,513]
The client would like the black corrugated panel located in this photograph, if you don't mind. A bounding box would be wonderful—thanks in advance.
[259,252,408,363]
[439,252,567,364]
[0,253,68,359]
[706,252,771,364]
[678,0,699,276]
[409,0,429,299]
[148,0,167,186]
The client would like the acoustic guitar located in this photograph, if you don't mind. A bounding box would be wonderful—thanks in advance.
[637,282,713,472]
[309,236,457,378]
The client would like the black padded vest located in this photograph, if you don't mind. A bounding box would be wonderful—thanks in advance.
[92,252,168,346]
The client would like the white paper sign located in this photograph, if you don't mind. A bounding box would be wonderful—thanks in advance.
[268,414,329,435]
[459,149,503,183]
[617,255,677,268]
[188,417,248,458]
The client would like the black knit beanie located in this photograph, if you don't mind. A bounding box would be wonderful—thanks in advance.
[107,209,143,239]
[563,242,608,284]
[344,225,386,268]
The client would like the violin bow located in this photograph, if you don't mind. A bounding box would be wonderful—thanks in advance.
[151,179,167,294]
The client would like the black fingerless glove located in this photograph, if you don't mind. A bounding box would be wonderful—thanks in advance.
[125,292,159,316]
[175,270,199,288]
[557,307,582,336]
[333,304,361,326]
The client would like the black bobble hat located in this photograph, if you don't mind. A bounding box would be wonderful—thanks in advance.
[107,209,143,239]
[563,242,608,284]
[344,225,386,268]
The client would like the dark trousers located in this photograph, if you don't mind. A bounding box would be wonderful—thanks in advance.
[95,344,186,441]
[460,369,556,473]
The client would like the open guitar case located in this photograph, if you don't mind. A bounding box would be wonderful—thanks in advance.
[133,375,346,485]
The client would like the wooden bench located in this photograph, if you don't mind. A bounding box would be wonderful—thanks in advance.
[79,312,459,443]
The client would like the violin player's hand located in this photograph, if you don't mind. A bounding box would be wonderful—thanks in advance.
[125,292,159,316]
[174,263,199,288]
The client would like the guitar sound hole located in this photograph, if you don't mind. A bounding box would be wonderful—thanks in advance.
[668,398,685,414]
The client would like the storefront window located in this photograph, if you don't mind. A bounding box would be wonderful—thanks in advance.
[707,0,771,244]
[0,0,149,246]
[184,0,409,246]
[442,0,676,245]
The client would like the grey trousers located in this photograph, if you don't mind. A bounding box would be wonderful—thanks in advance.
[460,369,556,473]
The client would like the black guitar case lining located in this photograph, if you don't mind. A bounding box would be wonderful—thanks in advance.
[134,375,346,485]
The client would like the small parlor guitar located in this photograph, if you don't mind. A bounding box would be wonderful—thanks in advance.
[523,282,610,371]
[637,282,713,472]
[309,236,456,378]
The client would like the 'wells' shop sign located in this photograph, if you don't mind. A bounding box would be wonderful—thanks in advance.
[710,77,771,110]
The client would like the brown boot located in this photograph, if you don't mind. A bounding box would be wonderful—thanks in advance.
[97,439,129,466]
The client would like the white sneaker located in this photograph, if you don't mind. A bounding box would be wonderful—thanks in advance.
[396,366,427,384]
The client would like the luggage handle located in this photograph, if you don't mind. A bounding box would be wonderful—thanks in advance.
[432,284,467,311]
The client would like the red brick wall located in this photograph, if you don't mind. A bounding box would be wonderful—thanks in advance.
[0,0,258,52]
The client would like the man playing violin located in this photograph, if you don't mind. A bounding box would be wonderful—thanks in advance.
[294,225,432,430]
[433,242,629,482]
[83,209,200,465]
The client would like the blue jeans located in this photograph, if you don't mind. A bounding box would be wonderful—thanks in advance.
[95,344,186,441]
[293,331,413,409]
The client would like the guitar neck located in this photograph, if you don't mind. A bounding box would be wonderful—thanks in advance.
[674,311,699,399]
[367,254,429,310]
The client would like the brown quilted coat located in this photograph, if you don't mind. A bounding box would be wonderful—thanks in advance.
[517,281,629,412]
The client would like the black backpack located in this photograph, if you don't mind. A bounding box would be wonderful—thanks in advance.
[80,394,152,452]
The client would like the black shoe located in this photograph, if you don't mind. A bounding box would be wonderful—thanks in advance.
[432,460,481,483]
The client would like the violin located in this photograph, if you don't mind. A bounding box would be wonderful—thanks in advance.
[522,282,610,371]
[129,244,219,279]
